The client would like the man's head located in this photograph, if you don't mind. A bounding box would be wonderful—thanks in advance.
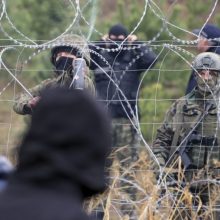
[51,34,90,75]
[192,52,220,94]
[108,24,128,41]
[193,24,220,53]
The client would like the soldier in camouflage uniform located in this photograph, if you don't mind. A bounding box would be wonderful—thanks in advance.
[13,34,94,115]
[153,52,220,219]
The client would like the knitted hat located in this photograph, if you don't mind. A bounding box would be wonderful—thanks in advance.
[108,24,128,37]
[51,34,90,66]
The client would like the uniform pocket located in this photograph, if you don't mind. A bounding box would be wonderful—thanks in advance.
[183,108,201,125]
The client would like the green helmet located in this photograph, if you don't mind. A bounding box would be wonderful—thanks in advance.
[192,52,220,94]
[51,34,90,66]
[192,52,220,72]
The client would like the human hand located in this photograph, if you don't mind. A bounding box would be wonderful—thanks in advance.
[127,34,138,42]
[101,34,109,41]
[197,37,210,52]
[27,96,41,109]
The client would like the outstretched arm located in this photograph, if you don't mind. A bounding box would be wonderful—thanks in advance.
[13,78,52,115]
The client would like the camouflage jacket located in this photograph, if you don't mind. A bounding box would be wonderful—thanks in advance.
[13,72,95,115]
[153,89,220,169]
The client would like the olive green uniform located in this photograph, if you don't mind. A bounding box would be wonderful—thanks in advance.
[13,73,95,115]
[153,88,220,219]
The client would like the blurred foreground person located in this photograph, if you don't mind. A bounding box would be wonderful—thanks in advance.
[0,87,111,220]
[186,24,220,94]
[153,52,220,219]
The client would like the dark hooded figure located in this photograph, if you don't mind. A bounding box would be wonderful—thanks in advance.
[186,24,220,94]
[89,23,157,217]
[89,23,157,120]
[0,87,111,220]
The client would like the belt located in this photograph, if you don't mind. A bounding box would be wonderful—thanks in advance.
[189,135,218,146]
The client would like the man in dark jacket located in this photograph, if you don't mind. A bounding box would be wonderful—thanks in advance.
[0,87,111,220]
[186,24,220,94]
[90,23,157,154]
[89,23,157,217]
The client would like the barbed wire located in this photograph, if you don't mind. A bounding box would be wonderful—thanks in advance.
[1,0,220,219]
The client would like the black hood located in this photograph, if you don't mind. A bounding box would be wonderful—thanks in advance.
[108,24,128,37]
[15,87,111,198]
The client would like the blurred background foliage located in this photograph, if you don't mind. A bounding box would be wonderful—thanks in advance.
[1,0,220,144]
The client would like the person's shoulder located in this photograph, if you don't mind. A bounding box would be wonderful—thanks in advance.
[176,90,196,105]
[171,91,198,114]
[184,89,198,105]
[171,95,187,107]
[168,94,191,115]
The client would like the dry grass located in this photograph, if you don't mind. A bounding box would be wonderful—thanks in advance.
[86,150,220,220]
[1,82,220,220]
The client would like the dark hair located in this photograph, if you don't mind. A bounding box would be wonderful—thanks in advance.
[108,24,128,37]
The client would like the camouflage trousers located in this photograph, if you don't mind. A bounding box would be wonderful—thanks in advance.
[170,185,220,220]
[194,185,220,220]
[111,118,140,218]
[168,168,220,220]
